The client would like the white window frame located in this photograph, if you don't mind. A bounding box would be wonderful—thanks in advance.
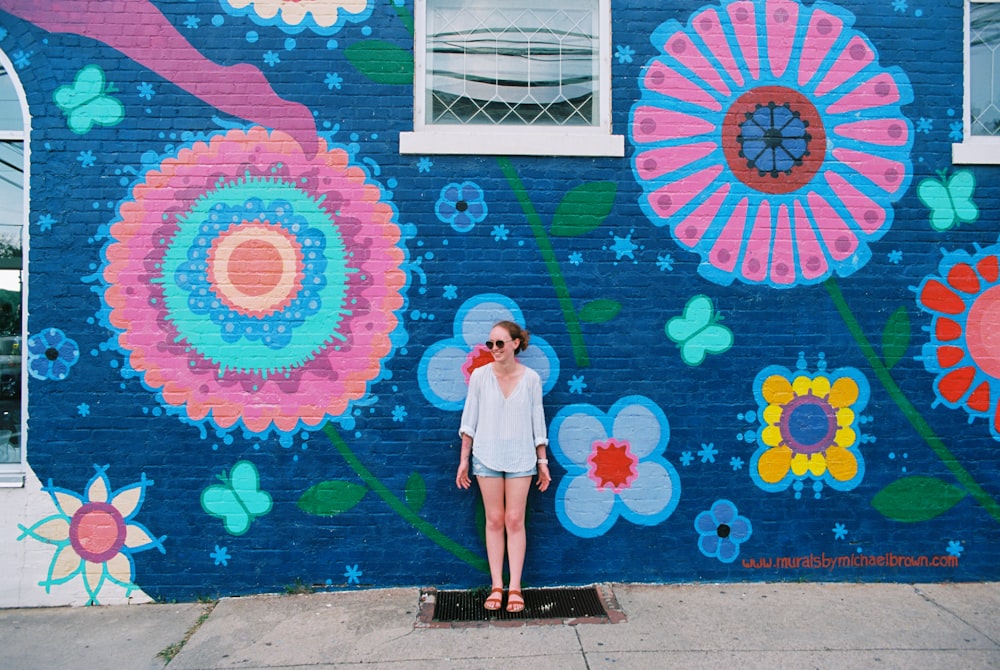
[399,0,624,157]
[953,0,1000,164]
[0,50,27,488]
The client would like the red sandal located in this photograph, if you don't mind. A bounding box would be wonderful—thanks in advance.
[483,587,503,611]
[506,590,524,613]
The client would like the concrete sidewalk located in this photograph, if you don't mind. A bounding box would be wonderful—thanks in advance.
[1,582,998,669]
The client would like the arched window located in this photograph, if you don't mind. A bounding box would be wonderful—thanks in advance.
[0,52,25,486]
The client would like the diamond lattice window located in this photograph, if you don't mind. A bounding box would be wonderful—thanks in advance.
[971,2,1000,135]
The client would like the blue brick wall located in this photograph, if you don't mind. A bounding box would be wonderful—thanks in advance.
[3,0,999,604]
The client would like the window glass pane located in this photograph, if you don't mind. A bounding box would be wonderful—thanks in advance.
[970,3,1000,136]
[0,64,23,132]
[426,0,599,126]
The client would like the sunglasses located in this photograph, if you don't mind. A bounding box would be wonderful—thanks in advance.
[485,339,514,350]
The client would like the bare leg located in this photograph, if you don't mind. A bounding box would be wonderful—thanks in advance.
[477,476,507,590]
[503,476,532,594]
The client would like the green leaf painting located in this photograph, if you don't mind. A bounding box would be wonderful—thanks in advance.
[881,306,911,371]
[345,40,413,85]
[550,182,617,237]
[404,472,427,513]
[871,476,967,523]
[297,480,368,516]
[579,299,622,324]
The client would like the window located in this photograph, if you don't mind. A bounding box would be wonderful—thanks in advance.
[0,53,25,487]
[954,1,1000,163]
[400,0,623,157]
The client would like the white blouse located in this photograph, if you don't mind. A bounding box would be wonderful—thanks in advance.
[459,363,548,473]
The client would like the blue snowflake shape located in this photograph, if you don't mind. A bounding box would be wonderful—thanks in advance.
[184,15,200,29]
[568,374,587,394]
[608,232,639,262]
[916,117,933,134]
[657,253,674,271]
[615,45,635,64]
[887,250,903,264]
[442,284,458,300]
[946,540,964,558]
[211,545,231,567]
[892,0,908,12]
[76,151,96,168]
[324,72,343,90]
[37,214,55,232]
[13,50,30,68]
[491,225,510,241]
[137,82,155,100]
[729,456,744,471]
[263,51,280,67]
[832,523,847,540]
[416,157,433,173]
[344,564,363,585]
[568,252,583,266]
[77,403,90,417]
[949,121,963,142]
[679,451,694,466]
[697,443,718,464]
[391,405,407,422]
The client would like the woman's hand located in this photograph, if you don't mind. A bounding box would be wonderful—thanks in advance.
[456,460,471,489]
[536,462,551,492]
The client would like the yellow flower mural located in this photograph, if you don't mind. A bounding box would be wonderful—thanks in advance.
[750,357,870,498]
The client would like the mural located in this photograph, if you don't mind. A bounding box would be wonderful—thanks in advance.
[0,0,997,606]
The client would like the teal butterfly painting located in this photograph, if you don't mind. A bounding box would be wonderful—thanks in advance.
[201,460,273,536]
[917,170,979,232]
[53,65,125,134]
[666,295,734,366]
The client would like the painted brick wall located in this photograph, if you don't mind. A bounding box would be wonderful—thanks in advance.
[0,0,997,606]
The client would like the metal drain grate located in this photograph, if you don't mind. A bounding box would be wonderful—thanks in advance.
[419,585,623,626]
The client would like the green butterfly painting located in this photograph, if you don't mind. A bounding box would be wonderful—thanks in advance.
[917,169,979,232]
[53,65,125,134]
[666,294,734,366]
[201,460,273,536]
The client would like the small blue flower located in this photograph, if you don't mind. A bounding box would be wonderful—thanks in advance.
[392,405,407,422]
[442,285,458,300]
[615,44,635,64]
[435,181,487,232]
[184,15,200,29]
[657,253,674,271]
[12,50,30,69]
[136,82,155,100]
[698,442,718,463]
[263,50,280,67]
[568,375,587,394]
[37,214,55,232]
[695,499,752,563]
[729,456,744,470]
[211,545,231,567]
[491,224,509,241]
[946,540,964,558]
[77,151,96,168]
[77,403,90,417]
[568,252,583,266]
[27,328,80,381]
[416,157,433,173]
[887,250,903,264]
[949,121,963,142]
[832,523,848,540]
[679,451,694,466]
[344,564,363,585]
[324,72,343,90]
[916,118,933,134]
[892,0,908,12]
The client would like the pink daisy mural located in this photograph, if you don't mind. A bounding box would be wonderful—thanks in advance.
[630,0,913,288]
[100,126,408,440]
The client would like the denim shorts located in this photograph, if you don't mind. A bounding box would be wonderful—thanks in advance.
[471,455,536,479]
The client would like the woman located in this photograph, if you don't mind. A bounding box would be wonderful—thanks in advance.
[456,320,551,613]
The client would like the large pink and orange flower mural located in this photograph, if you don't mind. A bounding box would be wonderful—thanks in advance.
[630,0,913,288]
[100,126,408,439]
[917,243,1000,440]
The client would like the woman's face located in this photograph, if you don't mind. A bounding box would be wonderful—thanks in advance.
[488,325,518,362]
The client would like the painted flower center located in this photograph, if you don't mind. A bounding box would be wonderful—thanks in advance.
[965,284,1000,379]
[779,395,836,454]
[587,438,638,493]
[717,523,731,539]
[723,86,826,194]
[462,345,495,383]
[45,347,59,361]
[69,502,127,563]
[455,200,469,213]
